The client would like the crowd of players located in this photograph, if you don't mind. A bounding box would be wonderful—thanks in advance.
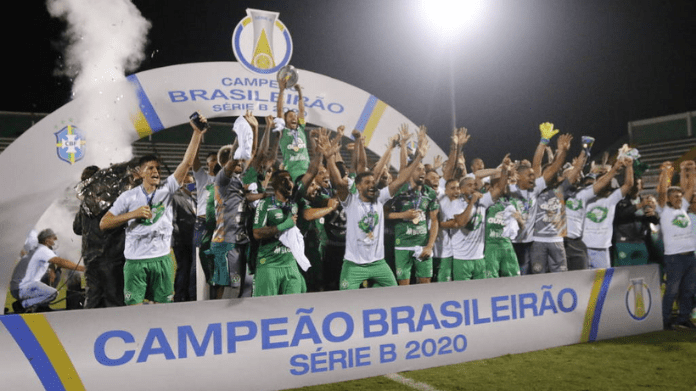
[9,80,696,330]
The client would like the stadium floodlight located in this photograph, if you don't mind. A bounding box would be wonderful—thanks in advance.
[417,0,486,41]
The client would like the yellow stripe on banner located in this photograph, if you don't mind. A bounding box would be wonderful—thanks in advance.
[362,100,388,146]
[23,314,86,391]
[580,269,606,343]
[242,17,252,27]
[275,20,284,31]
[131,111,153,139]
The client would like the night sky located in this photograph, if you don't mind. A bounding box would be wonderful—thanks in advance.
[6,0,696,166]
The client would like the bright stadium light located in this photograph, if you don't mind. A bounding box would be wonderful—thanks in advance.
[417,0,486,40]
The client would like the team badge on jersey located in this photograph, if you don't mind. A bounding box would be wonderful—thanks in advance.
[586,206,609,223]
[672,213,690,228]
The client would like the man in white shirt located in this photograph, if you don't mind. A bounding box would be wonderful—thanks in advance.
[9,229,85,312]
[100,113,207,305]
[322,126,428,290]
[656,161,696,329]
[582,157,634,269]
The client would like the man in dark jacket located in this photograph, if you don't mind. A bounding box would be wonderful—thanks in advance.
[73,165,128,308]
[612,178,659,266]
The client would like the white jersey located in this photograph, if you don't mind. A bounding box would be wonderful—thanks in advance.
[110,175,180,260]
[582,188,623,249]
[433,196,459,258]
[508,177,547,243]
[450,192,494,260]
[342,187,391,265]
[564,185,596,239]
[18,245,56,290]
[193,167,214,217]
[657,198,696,255]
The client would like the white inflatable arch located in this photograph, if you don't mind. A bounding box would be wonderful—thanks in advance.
[0,62,443,303]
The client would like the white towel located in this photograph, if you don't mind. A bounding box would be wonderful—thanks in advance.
[279,226,311,271]
[232,116,253,160]
[502,205,520,239]
[273,118,286,133]
[394,246,424,261]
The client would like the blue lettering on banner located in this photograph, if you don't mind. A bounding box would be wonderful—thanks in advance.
[92,286,578,367]
[167,87,345,115]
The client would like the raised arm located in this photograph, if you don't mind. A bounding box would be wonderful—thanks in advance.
[173,113,208,185]
[656,161,673,208]
[680,161,696,203]
[619,157,634,197]
[245,110,259,163]
[372,134,398,179]
[320,130,350,201]
[488,155,512,201]
[276,79,287,119]
[541,133,572,183]
[564,150,587,185]
[592,158,623,195]
[398,124,411,171]
[388,127,428,197]
[295,84,305,124]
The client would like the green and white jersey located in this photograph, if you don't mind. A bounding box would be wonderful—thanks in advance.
[434,196,458,258]
[297,194,330,250]
[390,183,440,247]
[278,122,309,181]
[657,198,696,255]
[564,185,595,239]
[485,199,509,243]
[110,175,179,260]
[507,177,547,244]
[582,188,623,249]
[253,196,298,267]
[450,192,494,260]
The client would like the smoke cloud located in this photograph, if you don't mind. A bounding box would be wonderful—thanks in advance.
[48,0,151,167]
[32,0,151,263]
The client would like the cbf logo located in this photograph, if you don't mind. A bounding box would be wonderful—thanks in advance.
[232,9,293,74]
[54,125,86,164]
[625,278,651,321]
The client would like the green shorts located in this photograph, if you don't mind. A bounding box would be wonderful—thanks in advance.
[339,259,397,290]
[123,254,174,305]
[253,264,306,297]
[484,240,520,278]
[452,258,485,281]
[395,249,433,280]
[434,257,453,282]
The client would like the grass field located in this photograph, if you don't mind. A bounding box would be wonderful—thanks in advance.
[292,329,696,391]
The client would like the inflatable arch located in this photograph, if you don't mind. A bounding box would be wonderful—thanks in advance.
[0,61,444,302]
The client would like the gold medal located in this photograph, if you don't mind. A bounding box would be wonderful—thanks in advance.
[293,145,300,152]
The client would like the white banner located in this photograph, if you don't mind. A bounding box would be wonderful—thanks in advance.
[0,265,662,390]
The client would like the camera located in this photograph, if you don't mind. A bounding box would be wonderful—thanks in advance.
[189,111,209,130]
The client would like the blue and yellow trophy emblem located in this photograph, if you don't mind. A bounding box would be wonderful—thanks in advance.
[232,9,293,75]
[625,278,651,321]
[54,125,86,164]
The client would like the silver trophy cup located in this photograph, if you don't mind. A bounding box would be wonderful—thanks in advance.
[277,65,299,88]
